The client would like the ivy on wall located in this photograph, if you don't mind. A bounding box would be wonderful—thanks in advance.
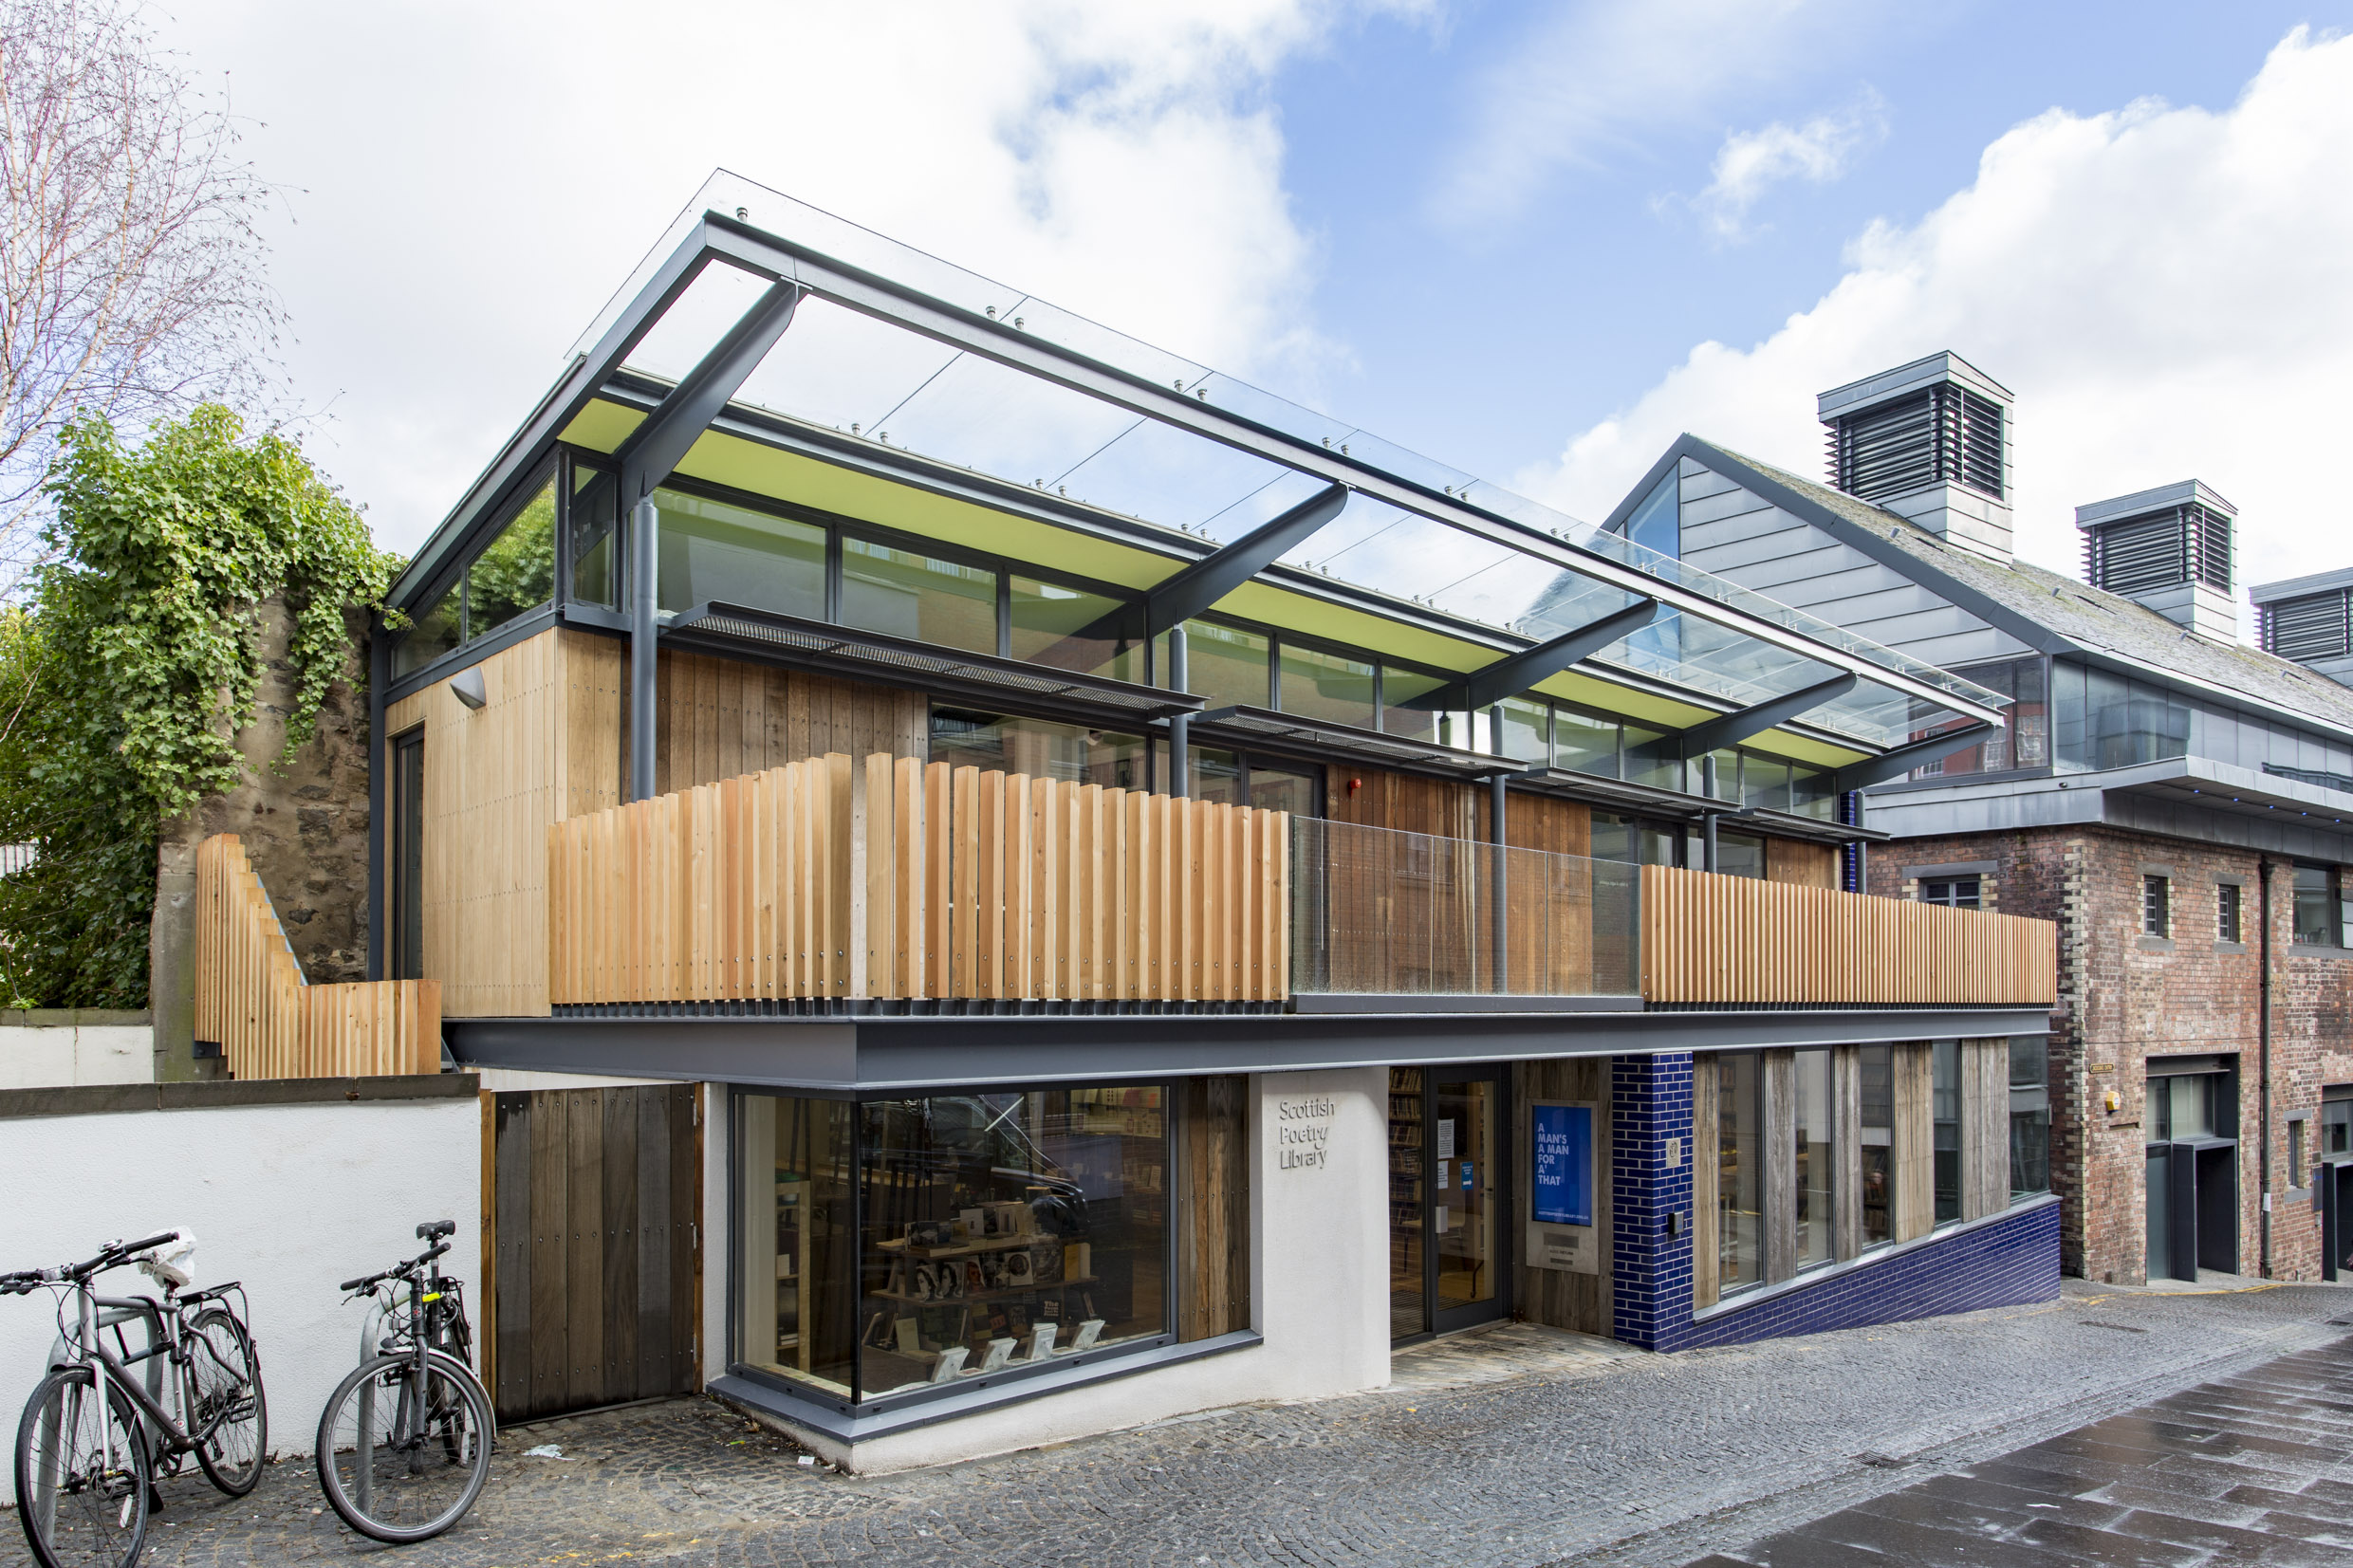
[0,405,399,1007]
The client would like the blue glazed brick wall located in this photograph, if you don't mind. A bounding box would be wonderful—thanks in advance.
[1611,1052,1695,1349]
[1659,1196,2063,1353]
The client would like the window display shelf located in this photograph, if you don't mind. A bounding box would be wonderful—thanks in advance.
[868,1275,1099,1306]
[877,1235,1053,1260]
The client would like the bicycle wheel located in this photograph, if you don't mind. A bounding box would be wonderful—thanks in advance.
[13,1365,150,1568]
[186,1307,266,1496]
[313,1350,492,1543]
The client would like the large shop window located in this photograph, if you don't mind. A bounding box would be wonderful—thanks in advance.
[1793,1049,1833,1269]
[1694,1039,2040,1314]
[734,1082,1242,1411]
[1858,1044,1894,1248]
[1713,1055,1762,1296]
[1932,1041,1962,1225]
[2010,1037,2050,1200]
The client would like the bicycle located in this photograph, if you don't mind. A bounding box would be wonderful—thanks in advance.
[3,1231,266,1568]
[313,1220,493,1542]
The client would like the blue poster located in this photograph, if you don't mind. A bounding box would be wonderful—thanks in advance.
[1532,1104,1592,1227]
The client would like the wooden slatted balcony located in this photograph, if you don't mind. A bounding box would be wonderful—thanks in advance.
[1640,863,2055,1006]
[536,759,2056,1012]
[547,753,1288,1007]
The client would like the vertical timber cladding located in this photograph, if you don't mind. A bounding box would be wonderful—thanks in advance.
[1512,1058,1612,1333]
[385,630,926,1017]
[1178,1076,1251,1341]
[1325,764,1598,992]
[490,1084,700,1423]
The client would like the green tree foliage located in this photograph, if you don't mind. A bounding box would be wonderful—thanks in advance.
[0,405,398,1006]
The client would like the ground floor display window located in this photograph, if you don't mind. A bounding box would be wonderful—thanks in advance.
[734,1082,1186,1407]
[1694,1039,2039,1310]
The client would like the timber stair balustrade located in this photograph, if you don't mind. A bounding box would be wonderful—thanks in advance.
[1639,862,2056,1006]
[546,753,1289,1008]
[193,834,443,1078]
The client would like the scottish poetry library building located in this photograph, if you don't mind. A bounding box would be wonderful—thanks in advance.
[366,178,2059,1469]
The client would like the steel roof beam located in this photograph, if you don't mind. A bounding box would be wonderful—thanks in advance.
[1460,598,1659,710]
[1672,673,1858,757]
[1830,722,1995,795]
[618,280,806,504]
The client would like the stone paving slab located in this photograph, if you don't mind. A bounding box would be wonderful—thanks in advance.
[1691,1339,2353,1566]
[3,1281,2348,1568]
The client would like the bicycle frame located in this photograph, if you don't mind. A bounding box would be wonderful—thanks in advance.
[50,1278,250,1470]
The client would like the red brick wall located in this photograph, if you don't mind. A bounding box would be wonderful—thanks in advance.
[1867,827,2353,1284]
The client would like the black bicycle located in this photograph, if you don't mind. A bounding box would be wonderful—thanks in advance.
[3,1232,266,1568]
[313,1221,492,1542]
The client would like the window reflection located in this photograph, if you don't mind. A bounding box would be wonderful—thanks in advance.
[1278,644,1376,729]
[1714,1054,1762,1294]
[1794,1049,1832,1269]
[467,476,557,638]
[1010,576,1139,681]
[857,1089,1168,1399]
[1859,1044,1894,1247]
[843,538,996,653]
[930,710,1146,790]
[1932,1041,1960,1225]
[655,489,824,619]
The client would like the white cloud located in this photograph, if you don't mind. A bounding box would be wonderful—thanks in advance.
[1428,0,1875,231]
[1688,91,1888,241]
[154,0,1424,555]
[1520,27,2353,622]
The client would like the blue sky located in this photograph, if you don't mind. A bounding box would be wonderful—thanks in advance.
[1272,0,2352,498]
[173,1,2353,622]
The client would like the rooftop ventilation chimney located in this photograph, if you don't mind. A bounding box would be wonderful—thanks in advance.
[2075,480,2237,642]
[1817,351,2013,563]
[2250,565,2353,687]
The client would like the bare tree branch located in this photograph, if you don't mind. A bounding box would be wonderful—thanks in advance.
[0,0,284,594]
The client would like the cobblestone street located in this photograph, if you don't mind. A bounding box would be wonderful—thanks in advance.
[7,1282,2347,1568]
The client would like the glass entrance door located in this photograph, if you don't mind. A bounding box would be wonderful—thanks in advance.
[1388,1065,1510,1340]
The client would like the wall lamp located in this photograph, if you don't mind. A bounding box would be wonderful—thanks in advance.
[450,667,488,710]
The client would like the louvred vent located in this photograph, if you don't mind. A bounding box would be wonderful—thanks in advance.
[1827,384,2005,504]
[2262,588,2352,662]
[2084,505,2233,598]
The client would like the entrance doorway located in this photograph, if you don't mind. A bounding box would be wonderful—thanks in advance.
[2143,1061,2237,1282]
[1388,1065,1510,1340]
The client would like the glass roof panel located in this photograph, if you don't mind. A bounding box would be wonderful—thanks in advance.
[619,258,771,383]
[567,172,2010,728]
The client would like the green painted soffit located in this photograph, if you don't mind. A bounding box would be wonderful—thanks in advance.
[558,399,643,452]
[1742,733,1870,769]
[551,399,1879,765]
[1211,581,1500,672]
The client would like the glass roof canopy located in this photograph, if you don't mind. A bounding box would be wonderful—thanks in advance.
[429,171,2008,755]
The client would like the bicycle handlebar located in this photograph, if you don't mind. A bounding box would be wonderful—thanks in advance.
[340,1238,452,1295]
[1,1230,183,1295]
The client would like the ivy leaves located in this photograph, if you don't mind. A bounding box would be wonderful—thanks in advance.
[0,404,398,1005]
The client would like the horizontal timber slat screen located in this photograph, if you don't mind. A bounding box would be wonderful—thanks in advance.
[1639,863,2056,1006]
[547,753,1288,1005]
[193,835,442,1078]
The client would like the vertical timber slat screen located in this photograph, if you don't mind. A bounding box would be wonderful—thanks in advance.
[1638,863,2055,1006]
[547,754,1288,1005]
[1286,816,1640,997]
[193,834,441,1078]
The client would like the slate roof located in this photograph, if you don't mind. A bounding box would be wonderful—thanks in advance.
[1691,440,2353,732]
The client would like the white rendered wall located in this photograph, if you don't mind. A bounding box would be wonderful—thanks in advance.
[0,1023,155,1088]
[788,1067,1391,1474]
[0,1094,480,1503]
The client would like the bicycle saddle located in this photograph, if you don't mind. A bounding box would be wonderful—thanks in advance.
[417,1220,457,1242]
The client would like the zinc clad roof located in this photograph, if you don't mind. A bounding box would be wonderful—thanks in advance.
[1689,441,2353,733]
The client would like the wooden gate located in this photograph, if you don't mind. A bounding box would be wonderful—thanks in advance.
[485,1085,701,1423]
